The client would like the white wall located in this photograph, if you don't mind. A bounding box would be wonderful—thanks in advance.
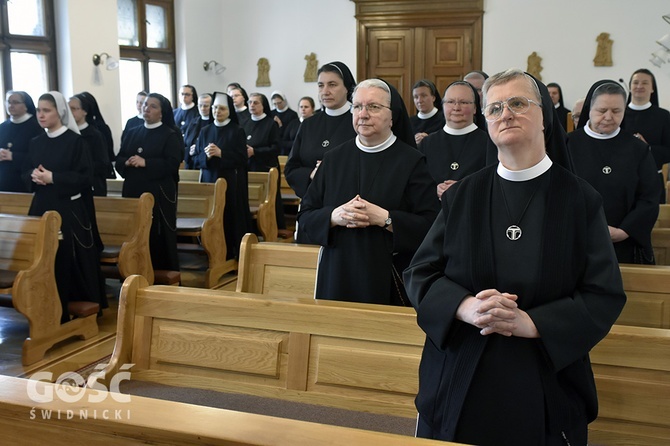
[54,0,122,149]
[482,0,670,109]
[174,0,357,110]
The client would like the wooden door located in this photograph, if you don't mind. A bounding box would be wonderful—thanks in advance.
[366,28,414,101]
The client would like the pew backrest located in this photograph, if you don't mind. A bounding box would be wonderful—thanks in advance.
[248,168,278,242]
[619,264,670,329]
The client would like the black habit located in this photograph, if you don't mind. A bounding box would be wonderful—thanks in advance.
[183,116,211,169]
[0,116,42,192]
[193,121,252,258]
[298,137,439,304]
[79,123,111,196]
[418,124,489,186]
[403,163,626,444]
[622,104,670,202]
[272,108,299,155]
[116,124,183,271]
[26,129,108,321]
[284,109,357,198]
[410,109,445,137]
[173,105,199,136]
[568,127,659,263]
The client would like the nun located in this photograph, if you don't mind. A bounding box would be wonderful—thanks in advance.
[569,79,659,264]
[404,69,625,444]
[78,91,115,179]
[116,92,183,272]
[26,91,107,321]
[418,80,489,199]
[410,79,445,145]
[270,90,299,155]
[0,91,42,192]
[193,92,252,258]
[227,83,251,127]
[547,82,571,130]
[284,61,358,200]
[622,68,670,202]
[298,78,439,305]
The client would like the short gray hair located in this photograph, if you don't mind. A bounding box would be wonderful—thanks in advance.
[352,79,391,105]
[482,68,542,107]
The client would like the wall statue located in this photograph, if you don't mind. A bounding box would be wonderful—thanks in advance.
[526,52,543,81]
[304,52,318,83]
[593,32,613,67]
[256,58,271,87]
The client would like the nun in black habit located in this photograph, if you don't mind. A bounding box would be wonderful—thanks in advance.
[404,69,625,445]
[116,93,183,272]
[193,92,252,258]
[547,82,571,131]
[0,91,42,192]
[298,78,439,305]
[622,68,670,203]
[410,79,445,145]
[79,91,115,179]
[26,91,107,321]
[569,79,659,264]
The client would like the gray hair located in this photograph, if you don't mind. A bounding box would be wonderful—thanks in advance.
[482,68,542,107]
[352,79,391,106]
[590,82,626,108]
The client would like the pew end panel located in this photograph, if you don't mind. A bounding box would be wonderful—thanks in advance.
[176,178,237,288]
[235,232,321,298]
[248,168,279,242]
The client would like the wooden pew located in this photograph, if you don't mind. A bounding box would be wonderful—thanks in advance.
[657,204,670,228]
[97,273,670,444]
[179,168,200,182]
[619,264,670,329]
[278,155,300,207]
[0,375,450,446]
[176,178,237,288]
[236,233,321,298]
[0,191,155,286]
[651,227,670,265]
[0,212,99,365]
[248,168,279,242]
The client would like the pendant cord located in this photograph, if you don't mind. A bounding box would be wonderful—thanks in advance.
[498,178,538,227]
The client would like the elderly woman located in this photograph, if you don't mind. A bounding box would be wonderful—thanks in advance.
[404,69,626,444]
[298,78,439,305]
[418,81,488,199]
[569,80,659,264]
[0,91,42,192]
[193,92,251,258]
[26,91,107,321]
[116,93,183,273]
[410,79,445,145]
[622,68,670,202]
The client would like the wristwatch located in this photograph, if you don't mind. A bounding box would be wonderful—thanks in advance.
[383,214,392,229]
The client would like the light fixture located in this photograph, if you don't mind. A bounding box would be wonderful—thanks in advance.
[650,47,670,68]
[663,13,670,25]
[658,34,670,51]
[92,52,119,70]
[203,60,226,75]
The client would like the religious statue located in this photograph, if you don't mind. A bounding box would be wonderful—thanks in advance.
[593,32,613,67]
[304,52,318,83]
[256,58,271,87]
[526,52,543,81]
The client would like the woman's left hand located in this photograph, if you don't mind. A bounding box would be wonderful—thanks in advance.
[608,226,629,242]
[126,155,146,168]
[31,164,53,185]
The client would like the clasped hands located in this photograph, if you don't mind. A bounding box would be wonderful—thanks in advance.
[0,148,13,161]
[330,194,387,229]
[456,289,539,338]
[204,143,221,158]
[31,164,53,185]
[125,155,146,168]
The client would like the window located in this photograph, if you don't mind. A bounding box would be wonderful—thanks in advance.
[118,0,175,126]
[0,0,57,114]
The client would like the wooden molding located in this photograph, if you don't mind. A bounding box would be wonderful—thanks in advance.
[351,0,483,16]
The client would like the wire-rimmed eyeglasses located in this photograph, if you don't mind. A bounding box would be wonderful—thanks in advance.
[482,96,542,122]
[351,103,391,114]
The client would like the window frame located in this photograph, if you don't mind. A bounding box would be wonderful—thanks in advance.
[0,0,58,101]
[119,0,176,101]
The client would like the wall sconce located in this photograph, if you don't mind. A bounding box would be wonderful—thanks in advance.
[203,60,226,75]
[663,13,670,25]
[92,52,119,70]
[650,48,670,68]
[657,34,670,52]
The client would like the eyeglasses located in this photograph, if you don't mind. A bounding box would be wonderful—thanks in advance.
[351,103,391,114]
[6,100,24,106]
[483,96,542,122]
[443,100,475,107]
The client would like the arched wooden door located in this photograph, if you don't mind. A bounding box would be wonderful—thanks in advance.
[353,0,483,113]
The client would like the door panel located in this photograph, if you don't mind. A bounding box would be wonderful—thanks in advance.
[367,28,413,101]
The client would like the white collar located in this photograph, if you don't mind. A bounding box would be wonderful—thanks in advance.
[355,133,396,153]
[628,102,652,111]
[417,107,439,119]
[325,102,351,117]
[497,154,552,182]
[77,122,89,131]
[136,113,143,120]
[10,113,32,124]
[144,121,163,129]
[275,106,288,113]
[554,103,560,109]
[235,106,248,112]
[443,122,478,135]
[251,113,266,122]
[214,118,231,127]
[584,121,620,140]
[181,102,195,111]
[200,116,210,121]
[45,126,67,138]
